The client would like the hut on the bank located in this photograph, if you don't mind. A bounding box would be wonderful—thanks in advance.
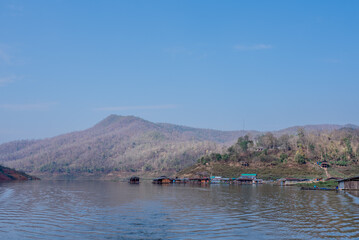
[241,161,249,167]
[321,161,330,168]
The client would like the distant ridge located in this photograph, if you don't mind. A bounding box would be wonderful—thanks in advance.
[342,124,359,130]
[273,124,345,136]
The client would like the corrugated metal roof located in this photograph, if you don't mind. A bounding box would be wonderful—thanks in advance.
[337,176,359,182]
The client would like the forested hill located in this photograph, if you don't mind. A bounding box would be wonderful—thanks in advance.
[0,115,250,178]
[179,127,359,180]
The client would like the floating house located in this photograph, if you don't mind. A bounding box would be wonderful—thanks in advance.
[210,174,261,184]
[338,176,359,190]
[173,178,189,184]
[129,176,140,184]
[210,176,222,184]
[220,178,232,184]
[235,173,258,184]
[281,178,310,185]
[236,177,254,184]
[189,178,210,184]
[152,176,172,184]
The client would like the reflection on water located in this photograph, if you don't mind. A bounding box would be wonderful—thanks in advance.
[0,181,358,239]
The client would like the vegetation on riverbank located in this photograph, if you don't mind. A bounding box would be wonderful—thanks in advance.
[178,162,325,180]
[296,180,338,188]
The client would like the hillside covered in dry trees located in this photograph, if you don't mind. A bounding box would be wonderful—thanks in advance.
[0,115,249,178]
[179,126,359,180]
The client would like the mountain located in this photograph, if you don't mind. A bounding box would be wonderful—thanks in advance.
[0,115,357,179]
[0,165,39,181]
[0,115,251,178]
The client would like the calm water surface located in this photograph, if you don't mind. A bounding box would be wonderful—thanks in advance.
[0,181,359,239]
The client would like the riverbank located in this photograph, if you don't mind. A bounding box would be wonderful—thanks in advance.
[177,162,325,180]
[296,180,338,188]
[0,165,40,181]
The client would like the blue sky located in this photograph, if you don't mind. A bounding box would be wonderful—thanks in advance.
[0,1,358,143]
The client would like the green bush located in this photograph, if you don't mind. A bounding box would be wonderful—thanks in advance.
[295,153,306,164]
[260,154,277,163]
[336,160,348,166]
[280,153,288,163]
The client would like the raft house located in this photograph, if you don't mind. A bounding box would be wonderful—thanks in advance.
[338,176,359,190]
[152,174,262,185]
[279,178,310,186]
[209,174,262,184]
[235,173,262,184]
[173,178,189,184]
[129,176,140,184]
[210,176,235,184]
[189,177,210,184]
[152,176,172,184]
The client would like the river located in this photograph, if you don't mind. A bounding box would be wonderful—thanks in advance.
[0,180,358,239]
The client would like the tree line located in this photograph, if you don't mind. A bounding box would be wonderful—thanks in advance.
[198,128,359,167]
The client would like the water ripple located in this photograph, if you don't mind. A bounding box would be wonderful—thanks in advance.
[0,181,359,239]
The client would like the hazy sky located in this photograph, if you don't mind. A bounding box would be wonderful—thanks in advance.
[1,1,358,143]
